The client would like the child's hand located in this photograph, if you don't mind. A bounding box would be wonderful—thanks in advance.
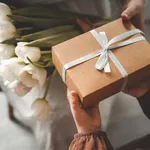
[121,0,145,30]
[67,89,101,133]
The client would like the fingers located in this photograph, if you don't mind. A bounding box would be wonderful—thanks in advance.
[125,87,148,97]
[90,104,101,120]
[121,5,137,20]
[67,89,101,120]
[121,0,145,30]
[67,89,82,116]
[121,0,141,20]
[124,77,150,97]
[67,89,101,132]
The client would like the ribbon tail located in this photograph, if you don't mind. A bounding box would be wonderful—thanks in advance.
[95,52,108,71]
[104,61,111,73]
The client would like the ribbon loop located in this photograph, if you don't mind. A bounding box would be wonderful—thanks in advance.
[108,29,143,46]
[90,30,104,46]
[98,32,108,49]
[90,29,144,73]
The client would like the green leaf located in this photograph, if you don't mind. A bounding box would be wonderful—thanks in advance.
[40,54,52,62]
[10,6,18,11]
[27,57,45,68]
[16,27,33,34]
[8,15,75,29]
[27,57,53,68]
[44,59,53,67]
[25,30,80,47]
[12,6,101,21]
[2,38,17,45]
[21,25,75,41]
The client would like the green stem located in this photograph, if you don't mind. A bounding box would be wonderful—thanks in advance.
[41,51,52,55]
[43,69,56,99]
[16,27,33,32]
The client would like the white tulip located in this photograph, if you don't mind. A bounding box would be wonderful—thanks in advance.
[8,80,31,96]
[0,44,15,60]
[0,57,32,96]
[0,3,12,22]
[0,15,11,21]
[0,58,25,85]
[0,20,16,42]
[19,64,47,87]
[15,42,41,63]
[31,98,50,121]
[0,57,24,83]
[0,3,12,16]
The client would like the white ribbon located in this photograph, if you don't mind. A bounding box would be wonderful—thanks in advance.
[62,29,145,90]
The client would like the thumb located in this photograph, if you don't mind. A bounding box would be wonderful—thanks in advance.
[67,89,82,115]
[121,2,139,20]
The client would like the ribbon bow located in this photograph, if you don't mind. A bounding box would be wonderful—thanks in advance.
[90,29,144,73]
[62,29,145,90]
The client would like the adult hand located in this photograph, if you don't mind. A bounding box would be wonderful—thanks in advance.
[124,77,150,98]
[67,89,101,133]
[121,0,145,31]
[121,0,149,98]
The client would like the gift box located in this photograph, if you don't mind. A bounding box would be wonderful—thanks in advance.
[52,18,150,108]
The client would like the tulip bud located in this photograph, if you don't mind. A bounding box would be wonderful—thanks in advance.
[31,71,56,121]
[31,98,50,121]
[0,3,12,16]
[0,20,16,42]
[19,64,47,87]
[0,58,32,96]
[15,42,41,63]
[0,44,15,61]
[0,15,11,21]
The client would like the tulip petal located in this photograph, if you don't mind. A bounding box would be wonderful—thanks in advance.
[0,21,16,42]
[19,64,47,87]
[0,3,12,16]
[0,57,25,83]
[0,44,15,60]
[15,42,41,63]
[8,80,31,96]
[31,98,50,121]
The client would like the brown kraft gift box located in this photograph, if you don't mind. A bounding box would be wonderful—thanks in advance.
[52,18,150,108]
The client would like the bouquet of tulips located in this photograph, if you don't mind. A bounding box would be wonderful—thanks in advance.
[0,2,111,121]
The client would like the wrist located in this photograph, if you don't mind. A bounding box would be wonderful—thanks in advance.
[77,125,101,134]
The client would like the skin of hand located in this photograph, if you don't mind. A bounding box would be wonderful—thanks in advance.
[124,77,150,98]
[121,0,145,31]
[67,89,101,133]
[121,0,150,98]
